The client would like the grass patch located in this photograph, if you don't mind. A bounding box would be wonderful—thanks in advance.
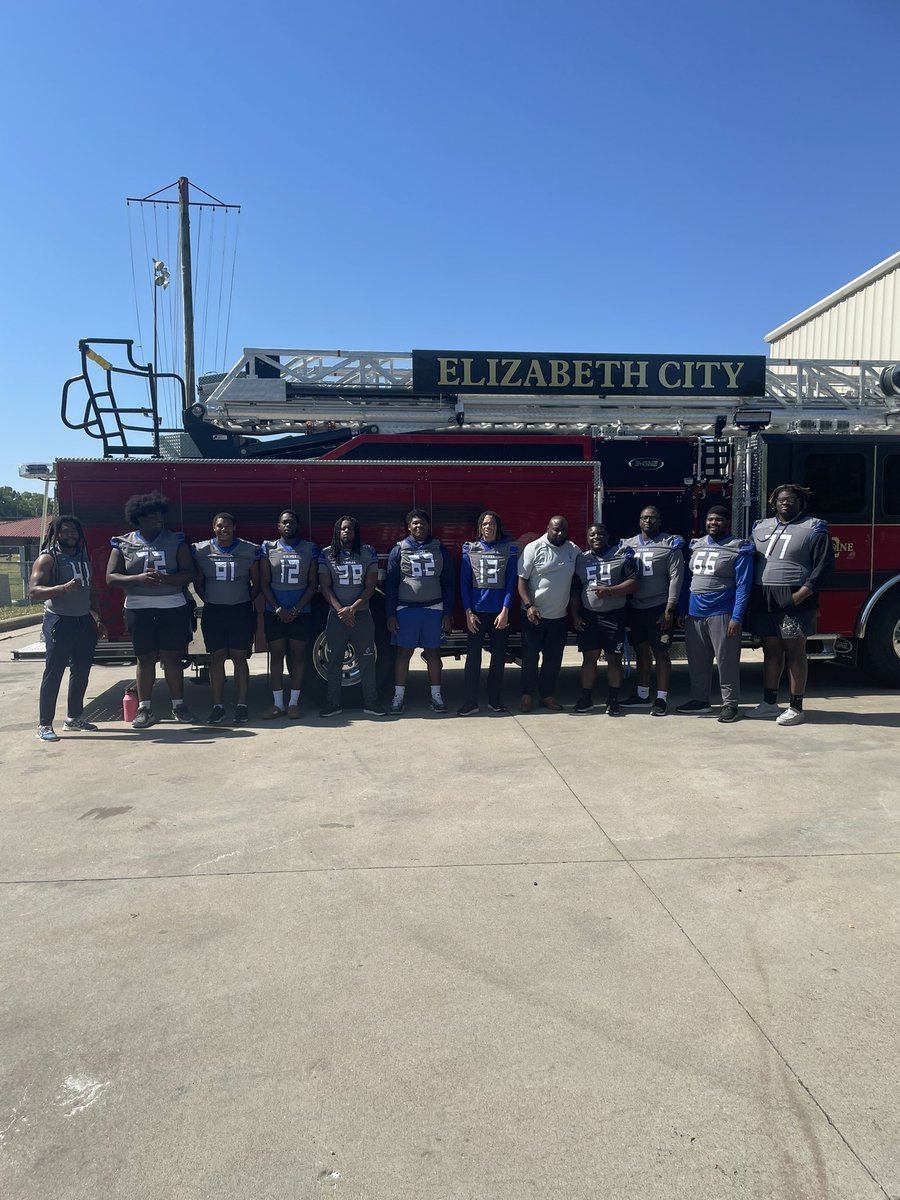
[0,560,31,605]
[0,603,41,622]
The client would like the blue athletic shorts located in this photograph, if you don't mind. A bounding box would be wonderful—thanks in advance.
[392,606,444,649]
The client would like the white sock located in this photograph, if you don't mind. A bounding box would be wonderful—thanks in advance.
[637,686,650,699]
[138,700,151,710]
[393,685,406,702]
[430,685,443,703]
[289,689,300,706]
[273,690,284,709]
[656,690,668,701]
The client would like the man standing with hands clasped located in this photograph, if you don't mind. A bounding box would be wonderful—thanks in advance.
[318,516,386,718]
[517,515,580,712]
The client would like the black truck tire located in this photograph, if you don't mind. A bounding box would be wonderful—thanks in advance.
[860,591,900,687]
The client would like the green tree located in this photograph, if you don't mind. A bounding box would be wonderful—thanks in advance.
[0,487,45,520]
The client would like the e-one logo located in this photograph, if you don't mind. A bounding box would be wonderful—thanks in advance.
[628,458,664,471]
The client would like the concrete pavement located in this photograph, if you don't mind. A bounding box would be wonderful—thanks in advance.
[1,627,898,1199]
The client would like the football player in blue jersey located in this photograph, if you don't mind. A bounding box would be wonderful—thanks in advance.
[259,510,320,719]
[458,510,518,716]
[676,506,753,723]
[385,510,455,713]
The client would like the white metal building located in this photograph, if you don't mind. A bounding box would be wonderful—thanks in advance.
[765,251,900,360]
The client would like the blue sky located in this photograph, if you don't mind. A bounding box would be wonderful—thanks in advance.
[2,0,898,488]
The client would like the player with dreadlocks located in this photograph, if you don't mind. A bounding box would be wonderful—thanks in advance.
[317,515,385,717]
[29,515,106,742]
[749,483,834,726]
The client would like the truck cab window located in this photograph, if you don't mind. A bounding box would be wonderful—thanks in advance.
[802,452,867,516]
[883,454,900,516]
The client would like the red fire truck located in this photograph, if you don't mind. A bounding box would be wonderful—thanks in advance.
[40,342,900,698]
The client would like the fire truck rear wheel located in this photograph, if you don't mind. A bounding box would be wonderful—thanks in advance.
[861,593,900,687]
[305,595,393,706]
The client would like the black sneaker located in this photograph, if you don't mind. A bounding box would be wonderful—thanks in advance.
[650,697,668,717]
[364,703,388,717]
[132,708,156,730]
[675,699,712,716]
[487,701,508,713]
[171,704,194,724]
[63,717,99,731]
[717,703,740,723]
[457,702,480,717]
[207,705,226,725]
[389,697,404,715]
[430,698,448,714]
[573,696,594,713]
[234,704,249,724]
[619,693,652,708]
[319,704,343,718]
[606,698,621,717]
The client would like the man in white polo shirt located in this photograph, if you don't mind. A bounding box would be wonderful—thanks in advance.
[517,515,580,712]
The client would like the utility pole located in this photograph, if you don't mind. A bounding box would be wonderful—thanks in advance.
[127,179,239,415]
[178,176,196,407]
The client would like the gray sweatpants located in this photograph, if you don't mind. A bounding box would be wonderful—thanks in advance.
[685,613,742,705]
[326,609,378,706]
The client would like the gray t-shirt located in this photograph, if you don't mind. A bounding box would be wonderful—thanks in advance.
[518,535,581,620]
[618,533,685,610]
[194,538,260,605]
[44,551,92,617]
[318,545,378,609]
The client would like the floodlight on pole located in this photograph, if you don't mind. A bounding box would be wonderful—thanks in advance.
[153,259,170,377]
[18,463,56,547]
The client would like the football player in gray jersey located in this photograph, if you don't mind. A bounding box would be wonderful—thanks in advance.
[193,513,261,725]
[107,491,196,728]
[318,516,386,718]
[569,525,637,715]
[29,515,107,741]
[618,507,686,716]
[750,484,834,726]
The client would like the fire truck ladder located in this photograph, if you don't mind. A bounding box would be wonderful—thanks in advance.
[198,351,900,438]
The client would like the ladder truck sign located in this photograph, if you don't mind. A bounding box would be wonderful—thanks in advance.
[413,351,768,398]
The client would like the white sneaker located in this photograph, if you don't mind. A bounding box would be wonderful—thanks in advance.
[776,706,806,726]
[750,701,782,719]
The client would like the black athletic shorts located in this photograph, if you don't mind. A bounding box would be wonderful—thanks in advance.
[577,610,626,654]
[625,602,669,648]
[125,605,191,657]
[263,610,311,644]
[201,601,255,654]
[747,585,818,639]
